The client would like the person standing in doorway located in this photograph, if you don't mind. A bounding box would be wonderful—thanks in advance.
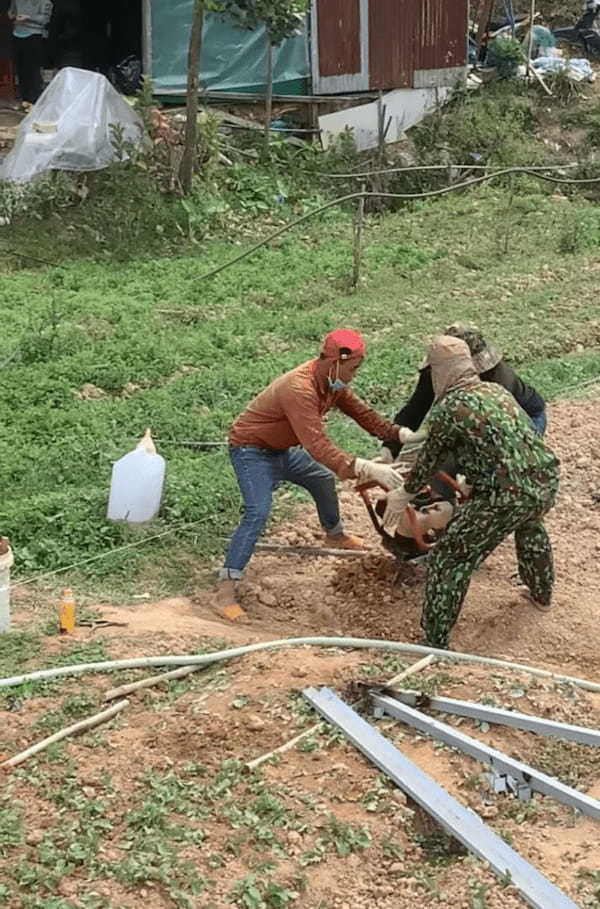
[47,0,82,70]
[9,0,53,106]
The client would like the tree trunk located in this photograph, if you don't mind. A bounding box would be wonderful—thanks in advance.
[475,0,494,52]
[179,0,205,195]
[351,182,366,290]
[526,0,536,81]
[263,34,274,159]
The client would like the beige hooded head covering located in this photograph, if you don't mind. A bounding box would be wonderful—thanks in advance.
[428,335,482,400]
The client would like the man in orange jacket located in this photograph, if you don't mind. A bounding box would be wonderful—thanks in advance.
[216,329,404,620]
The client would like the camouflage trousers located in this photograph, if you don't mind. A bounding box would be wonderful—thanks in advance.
[422,489,557,649]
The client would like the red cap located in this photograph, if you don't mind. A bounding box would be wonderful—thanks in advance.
[321,329,366,360]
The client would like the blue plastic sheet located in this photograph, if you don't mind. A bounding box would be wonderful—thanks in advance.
[151,2,310,95]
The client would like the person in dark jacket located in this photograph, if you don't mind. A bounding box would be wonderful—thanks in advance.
[46,0,82,69]
[9,0,53,105]
[383,323,547,460]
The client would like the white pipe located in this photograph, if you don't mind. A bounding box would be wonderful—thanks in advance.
[1,699,129,768]
[1,637,599,692]
[0,547,14,635]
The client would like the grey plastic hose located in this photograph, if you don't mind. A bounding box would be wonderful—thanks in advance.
[1,636,599,692]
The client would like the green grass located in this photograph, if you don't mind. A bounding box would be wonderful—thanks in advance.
[1,181,600,597]
[0,632,109,680]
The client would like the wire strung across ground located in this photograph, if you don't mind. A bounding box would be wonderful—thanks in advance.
[198,165,600,281]
[1,165,598,276]
[7,517,211,593]
[314,163,580,179]
[5,367,599,593]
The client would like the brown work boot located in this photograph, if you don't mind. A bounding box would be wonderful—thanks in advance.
[214,579,247,622]
[324,532,366,551]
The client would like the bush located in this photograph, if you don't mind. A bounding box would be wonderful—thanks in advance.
[411,82,547,172]
[488,35,523,79]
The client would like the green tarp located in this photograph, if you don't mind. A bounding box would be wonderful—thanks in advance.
[151,1,310,96]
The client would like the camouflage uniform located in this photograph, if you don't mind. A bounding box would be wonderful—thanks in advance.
[404,383,560,649]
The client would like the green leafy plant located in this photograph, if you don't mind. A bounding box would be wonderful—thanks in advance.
[230,874,297,909]
[488,36,523,79]
[547,66,585,104]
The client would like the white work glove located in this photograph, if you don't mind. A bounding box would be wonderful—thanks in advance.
[381,485,414,535]
[455,474,473,499]
[398,426,428,445]
[354,458,404,491]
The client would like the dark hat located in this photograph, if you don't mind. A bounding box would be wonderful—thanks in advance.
[444,323,501,372]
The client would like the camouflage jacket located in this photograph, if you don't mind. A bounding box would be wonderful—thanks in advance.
[404,383,560,505]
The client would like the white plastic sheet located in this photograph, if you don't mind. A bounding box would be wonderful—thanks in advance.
[0,68,142,184]
[533,56,595,83]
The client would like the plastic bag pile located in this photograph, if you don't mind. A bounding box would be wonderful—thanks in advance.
[0,67,142,184]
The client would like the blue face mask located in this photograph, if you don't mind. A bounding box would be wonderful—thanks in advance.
[328,377,347,392]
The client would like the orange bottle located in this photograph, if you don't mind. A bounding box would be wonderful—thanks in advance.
[59,588,76,634]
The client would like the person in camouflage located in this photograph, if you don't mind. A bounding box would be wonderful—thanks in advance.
[401,335,560,649]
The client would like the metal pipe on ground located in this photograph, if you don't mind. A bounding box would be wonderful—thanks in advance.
[373,693,600,821]
[385,688,600,746]
[245,654,436,772]
[1,637,600,692]
[304,687,578,909]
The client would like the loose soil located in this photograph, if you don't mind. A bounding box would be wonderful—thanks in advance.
[1,394,600,908]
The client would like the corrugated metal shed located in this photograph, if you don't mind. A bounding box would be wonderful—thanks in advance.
[312,0,468,95]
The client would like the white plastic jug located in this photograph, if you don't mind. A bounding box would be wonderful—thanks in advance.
[107,429,166,523]
[0,543,14,635]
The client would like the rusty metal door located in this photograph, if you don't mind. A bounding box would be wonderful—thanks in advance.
[413,0,469,87]
[417,0,469,70]
[368,0,418,90]
[311,0,369,93]
[312,0,468,95]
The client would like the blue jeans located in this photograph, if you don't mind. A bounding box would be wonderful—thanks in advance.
[220,446,343,580]
[530,410,547,435]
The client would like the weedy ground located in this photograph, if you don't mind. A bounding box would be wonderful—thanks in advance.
[1,180,600,599]
[1,632,600,909]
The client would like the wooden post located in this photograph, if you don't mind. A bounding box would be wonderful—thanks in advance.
[1,700,130,769]
[377,91,385,164]
[507,0,516,37]
[179,0,205,195]
[476,0,495,58]
[104,665,200,701]
[351,182,366,290]
[141,0,153,80]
